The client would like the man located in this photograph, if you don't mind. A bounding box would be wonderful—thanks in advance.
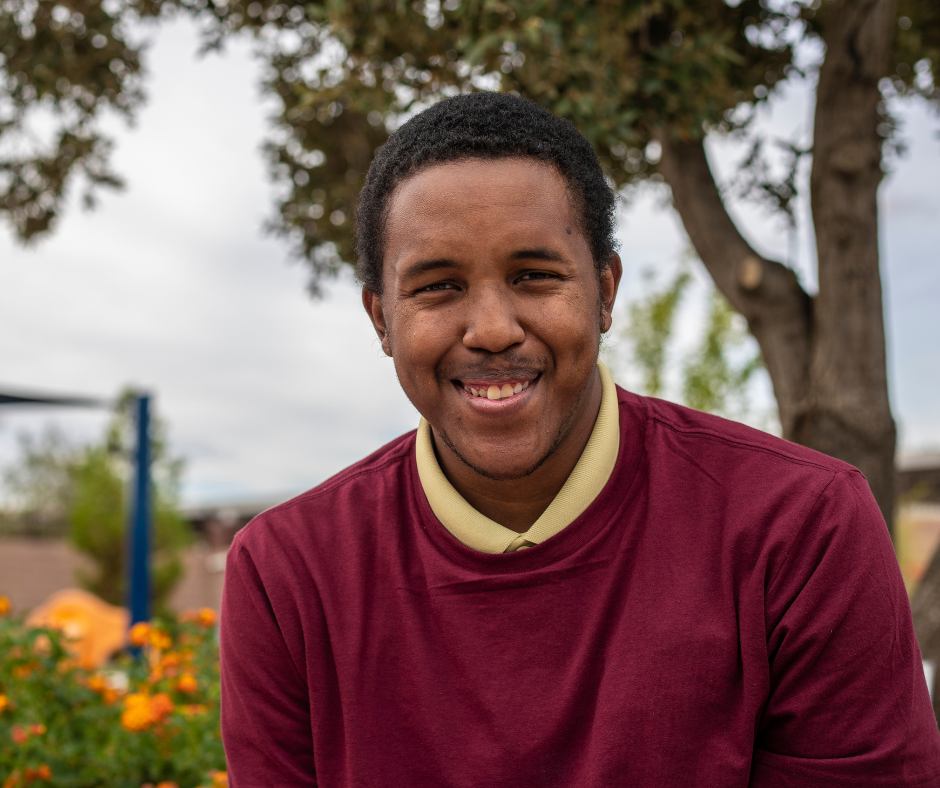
[220,92,940,786]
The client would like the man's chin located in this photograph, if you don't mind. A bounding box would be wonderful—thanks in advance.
[436,430,559,483]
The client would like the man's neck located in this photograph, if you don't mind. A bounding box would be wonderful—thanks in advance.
[431,370,604,533]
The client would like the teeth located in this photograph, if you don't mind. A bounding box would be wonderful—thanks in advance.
[463,380,533,401]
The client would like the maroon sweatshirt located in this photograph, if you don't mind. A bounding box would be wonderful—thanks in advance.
[220,387,940,787]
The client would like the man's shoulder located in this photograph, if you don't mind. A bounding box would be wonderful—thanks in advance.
[616,387,867,529]
[618,386,855,478]
[231,429,417,557]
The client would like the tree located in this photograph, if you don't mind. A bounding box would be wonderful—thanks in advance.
[607,265,769,425]
[0,390,190,614]
[617,269,692,400]
[0,426,74,538]
[682,289,766,420]
[3,0,938,527]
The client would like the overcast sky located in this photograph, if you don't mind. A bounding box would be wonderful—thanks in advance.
[1,19,938,507]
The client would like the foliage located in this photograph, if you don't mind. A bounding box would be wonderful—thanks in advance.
[0,429,73,539]
[682,288,765,418]
[2,0,937,287]
[0,599,226,788]
[610,265,767,424]
[0,390,190,615]
[0,0,142,239]
[622,268,691,399]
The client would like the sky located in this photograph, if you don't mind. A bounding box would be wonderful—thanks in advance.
[1,19,938,507]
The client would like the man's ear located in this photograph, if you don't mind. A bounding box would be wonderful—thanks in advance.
[599,253,623,334]
[362,287,393,357]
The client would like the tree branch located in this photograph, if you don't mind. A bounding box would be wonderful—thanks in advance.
[656,135,812,438]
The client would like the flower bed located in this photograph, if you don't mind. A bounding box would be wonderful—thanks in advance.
[0,597,226,788]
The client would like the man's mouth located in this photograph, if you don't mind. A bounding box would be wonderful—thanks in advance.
[458,377,536,401]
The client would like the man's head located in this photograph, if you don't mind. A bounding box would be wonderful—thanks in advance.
[359,93,621,484]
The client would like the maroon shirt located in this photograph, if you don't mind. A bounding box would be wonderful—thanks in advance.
[220,388,940,786]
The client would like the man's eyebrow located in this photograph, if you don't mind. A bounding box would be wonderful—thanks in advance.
[400,258,459,280]
[508,247,565,262]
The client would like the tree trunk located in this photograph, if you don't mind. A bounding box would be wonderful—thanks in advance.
[656,0,897,531]
[806,0,897,530]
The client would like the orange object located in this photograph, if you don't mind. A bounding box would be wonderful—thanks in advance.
[26,589,129,669]
[209,771,228,788]
[128,622,150,647]
[120,691,175,732]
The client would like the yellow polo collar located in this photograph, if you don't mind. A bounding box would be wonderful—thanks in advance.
[416,361,620,553]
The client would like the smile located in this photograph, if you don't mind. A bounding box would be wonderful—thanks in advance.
[458,377,536,401]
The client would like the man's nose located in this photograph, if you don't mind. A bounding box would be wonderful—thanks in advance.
[462,286,525,353]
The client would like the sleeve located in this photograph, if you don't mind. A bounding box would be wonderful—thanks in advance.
[750,469,940,787]
[220,538,317,787]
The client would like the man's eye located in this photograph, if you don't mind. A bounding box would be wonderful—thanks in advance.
[420,282,457,292]
[517,272,556,282]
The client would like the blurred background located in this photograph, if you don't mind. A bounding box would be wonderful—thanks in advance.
[0,5,938,616]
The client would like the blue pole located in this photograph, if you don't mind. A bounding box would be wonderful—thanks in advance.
[127,394,152,625]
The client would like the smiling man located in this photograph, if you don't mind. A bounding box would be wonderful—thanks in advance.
[220,93,940,787]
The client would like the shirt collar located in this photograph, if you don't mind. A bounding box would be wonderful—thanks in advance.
[415,360,621,553]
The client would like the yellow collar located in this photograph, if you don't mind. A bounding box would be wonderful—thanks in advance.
[415,361,620,553]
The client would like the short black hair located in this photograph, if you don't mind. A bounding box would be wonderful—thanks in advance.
[355,92,617,294]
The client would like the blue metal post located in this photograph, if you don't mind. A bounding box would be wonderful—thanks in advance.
[127,394,152,625]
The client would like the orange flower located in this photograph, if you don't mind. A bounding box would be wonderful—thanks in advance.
[121,690,176,733]
[2,770,18,788]
[87,674,108,693]
[125,692,150,709]
[121,692,155,732]
[155,782,179,788]
[148,629,173,652]
[12,663,34,680]
[160,652,182,669]
[179,704,209,717]
[0,694,9,714]
[176,672,198,694]
[0,595,10,616]
[129,622,151,647]
[197,608,217,627]
[23,764,52,783]
[149,692,174,721]
[209,770,228,788]
[28,724,46,736]
[121,706,152,732]
[12,725,28,745]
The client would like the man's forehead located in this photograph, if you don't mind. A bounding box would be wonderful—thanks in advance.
[391,157,570,206]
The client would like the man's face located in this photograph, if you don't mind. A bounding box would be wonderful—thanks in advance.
[364,157,621,481]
